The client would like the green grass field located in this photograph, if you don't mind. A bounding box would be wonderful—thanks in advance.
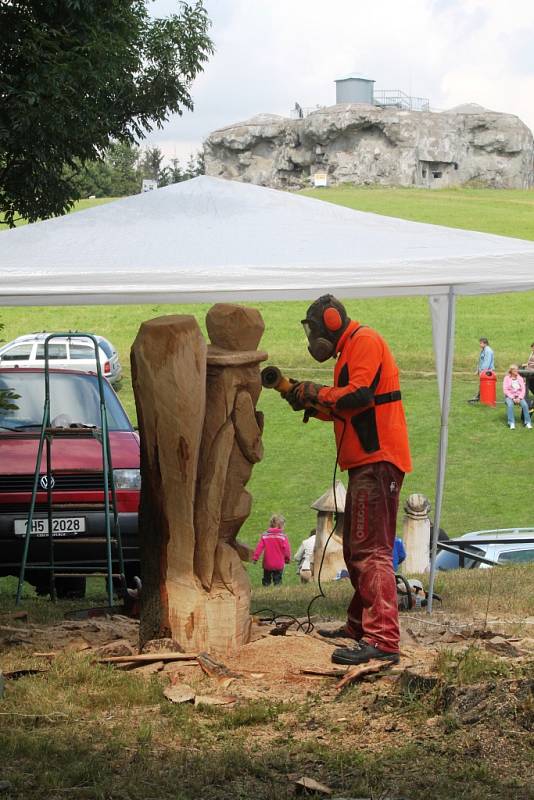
[0,197,113,231]
[1,187,534,587]
[301,185,534,240]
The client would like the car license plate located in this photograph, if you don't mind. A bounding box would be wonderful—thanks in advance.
[14,517,86,537]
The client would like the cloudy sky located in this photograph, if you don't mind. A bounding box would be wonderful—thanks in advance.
[148,0,534,163]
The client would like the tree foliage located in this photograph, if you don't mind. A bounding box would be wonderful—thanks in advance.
[0,322,20,410]
[138,147,164,182]
[70,142,142,198]
[69,142,205,197]
[0,0,213,226]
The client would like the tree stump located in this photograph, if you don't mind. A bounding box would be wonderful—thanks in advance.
[131,305,267,655]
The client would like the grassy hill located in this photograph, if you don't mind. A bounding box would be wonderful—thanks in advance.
[301,185,534,240]
[1,186,534,584]
[0,197,115,230]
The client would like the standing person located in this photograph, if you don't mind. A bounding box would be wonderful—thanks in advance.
[294,529,316,583]
[469,337,495,403]
[284,295,412,665]
[252,514,291,586]
[503,365,532,430]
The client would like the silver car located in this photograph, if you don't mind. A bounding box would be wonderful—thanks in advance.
[435,528,534,570]
[0,332,122,385]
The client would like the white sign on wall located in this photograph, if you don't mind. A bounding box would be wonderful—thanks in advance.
[313,172,328,187]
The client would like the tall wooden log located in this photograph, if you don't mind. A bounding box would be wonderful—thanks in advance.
[132,305,267,655]
[131,316,206,647]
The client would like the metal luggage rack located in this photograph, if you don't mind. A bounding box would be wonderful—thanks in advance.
[16,333,125,607]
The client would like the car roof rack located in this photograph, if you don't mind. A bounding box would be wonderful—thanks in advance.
[15,333,125,608]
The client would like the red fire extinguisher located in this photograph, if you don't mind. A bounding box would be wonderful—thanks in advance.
[480,370,497,407]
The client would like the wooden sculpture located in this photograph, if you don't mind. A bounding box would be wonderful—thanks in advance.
[131,305,266,655]
[402,492,431,573]
[311,481,347,582]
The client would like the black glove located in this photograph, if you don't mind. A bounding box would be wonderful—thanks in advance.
[282,380,306,411]
[293,381,324,405]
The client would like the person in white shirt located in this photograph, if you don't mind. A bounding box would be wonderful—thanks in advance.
[294,530,316,583]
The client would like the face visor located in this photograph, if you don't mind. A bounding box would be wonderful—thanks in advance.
[301,319,314,343]
[301,318,334,363]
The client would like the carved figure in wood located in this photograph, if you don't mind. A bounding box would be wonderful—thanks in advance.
[131,305,267,654]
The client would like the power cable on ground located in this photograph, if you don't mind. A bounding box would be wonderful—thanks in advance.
[252,416,348,636]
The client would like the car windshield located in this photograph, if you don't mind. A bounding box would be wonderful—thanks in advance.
[435,544,486,570]
[498,548,534,564]
[0,372,131,431]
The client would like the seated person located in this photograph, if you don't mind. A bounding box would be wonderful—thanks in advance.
[503,365,532,430]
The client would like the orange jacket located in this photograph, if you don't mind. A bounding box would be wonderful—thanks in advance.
[316,321,412,473]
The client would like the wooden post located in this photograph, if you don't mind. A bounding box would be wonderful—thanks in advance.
[131,305,267,655]
[402,493,431,573]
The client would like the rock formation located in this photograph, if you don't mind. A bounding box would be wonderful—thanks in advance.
[205,103,534,190]
[131,305,267,655]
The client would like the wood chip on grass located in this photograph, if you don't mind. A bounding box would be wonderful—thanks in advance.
[335,659,393,692]
[197,652,241,680]
[96,652,198,664]
[163,683,237,708]
[163,683,196,704]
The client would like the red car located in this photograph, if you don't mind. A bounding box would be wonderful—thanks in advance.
[0,368,140,597]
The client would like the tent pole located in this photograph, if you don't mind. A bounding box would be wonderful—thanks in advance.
[427,286,456,613]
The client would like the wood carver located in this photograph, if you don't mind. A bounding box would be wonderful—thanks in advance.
[131,304,267,654]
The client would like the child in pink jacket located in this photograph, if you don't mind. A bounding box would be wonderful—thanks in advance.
[503,364,532,430]
[252,514,291,586]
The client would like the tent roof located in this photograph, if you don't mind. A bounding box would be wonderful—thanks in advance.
[1,175,534,306]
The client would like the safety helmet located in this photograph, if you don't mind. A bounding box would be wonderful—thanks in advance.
[301,294,350,363]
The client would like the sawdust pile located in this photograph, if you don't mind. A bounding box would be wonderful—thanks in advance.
[226,633,337,678]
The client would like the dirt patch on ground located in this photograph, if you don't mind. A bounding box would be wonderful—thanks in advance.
[0,613,139,658]
[442,677,534,728]
[1,609,533,706]
[1,607,533,800]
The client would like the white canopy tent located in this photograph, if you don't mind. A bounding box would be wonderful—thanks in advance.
[2,175,534,605]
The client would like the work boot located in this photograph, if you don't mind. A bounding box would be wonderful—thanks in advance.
[317,625,358,641]
[331,642,400,665]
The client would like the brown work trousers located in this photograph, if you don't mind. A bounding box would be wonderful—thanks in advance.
[343,461,404,653]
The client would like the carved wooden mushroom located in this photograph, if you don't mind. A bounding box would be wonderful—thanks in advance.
[311,480,347,582]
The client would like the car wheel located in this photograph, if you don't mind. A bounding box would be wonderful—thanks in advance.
[55,577,87,599]
[113,563,141,596]
[32,578,52,597]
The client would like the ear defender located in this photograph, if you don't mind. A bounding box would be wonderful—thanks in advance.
[323,306,343,332]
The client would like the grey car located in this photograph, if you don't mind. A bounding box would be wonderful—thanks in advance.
[0,332,122,384]
[435,528,534,570]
